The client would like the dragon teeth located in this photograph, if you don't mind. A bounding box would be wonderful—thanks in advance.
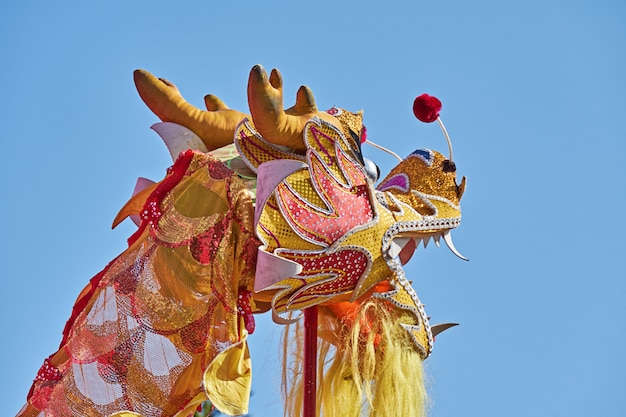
[442,230,469,261]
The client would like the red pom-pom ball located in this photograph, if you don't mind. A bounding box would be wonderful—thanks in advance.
[413,94,442,123]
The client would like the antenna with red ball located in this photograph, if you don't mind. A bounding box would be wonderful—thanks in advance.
[413,93,454,162]
[363,132,403,162]
[363,93,454,164]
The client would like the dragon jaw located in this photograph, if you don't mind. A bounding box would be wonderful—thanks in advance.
[389,229,468,264]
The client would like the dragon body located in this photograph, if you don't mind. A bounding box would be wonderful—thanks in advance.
[18,65,466,417]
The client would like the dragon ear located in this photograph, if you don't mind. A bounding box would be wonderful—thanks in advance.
[457,176,467,200]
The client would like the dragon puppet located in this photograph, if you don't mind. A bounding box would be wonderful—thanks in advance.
[18,65,467,417]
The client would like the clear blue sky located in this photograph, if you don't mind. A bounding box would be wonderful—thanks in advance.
[1,1,625,416]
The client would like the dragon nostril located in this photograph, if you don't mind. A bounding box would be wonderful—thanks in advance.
[442,160,456,173]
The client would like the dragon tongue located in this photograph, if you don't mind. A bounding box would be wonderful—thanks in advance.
[389,237,412,259]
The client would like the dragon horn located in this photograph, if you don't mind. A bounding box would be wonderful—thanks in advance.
[133,69,248,151]
[247,65,341,151]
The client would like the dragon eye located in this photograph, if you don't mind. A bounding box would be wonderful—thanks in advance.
[363,157,380,182]
[442,159,456,173]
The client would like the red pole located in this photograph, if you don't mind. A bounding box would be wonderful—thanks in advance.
[303,306,318,417]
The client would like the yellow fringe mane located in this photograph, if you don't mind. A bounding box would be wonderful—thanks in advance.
[282,299,428,417]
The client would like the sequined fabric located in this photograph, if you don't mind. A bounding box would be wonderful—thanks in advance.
[249,118,463,359]
[19,151,259,417]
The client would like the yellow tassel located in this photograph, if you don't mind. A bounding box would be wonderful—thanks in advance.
[282,300,427,417]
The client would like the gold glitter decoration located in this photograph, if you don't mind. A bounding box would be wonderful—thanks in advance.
[251,118,464,359]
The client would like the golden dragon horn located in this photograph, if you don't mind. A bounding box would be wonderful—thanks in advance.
[133,69,248,151]
[247,65,342,151]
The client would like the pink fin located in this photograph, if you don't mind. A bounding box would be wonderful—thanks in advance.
[130,177,156,226]
[254,159,307,226]
[254,249,303,292]
[151,122,208,160]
